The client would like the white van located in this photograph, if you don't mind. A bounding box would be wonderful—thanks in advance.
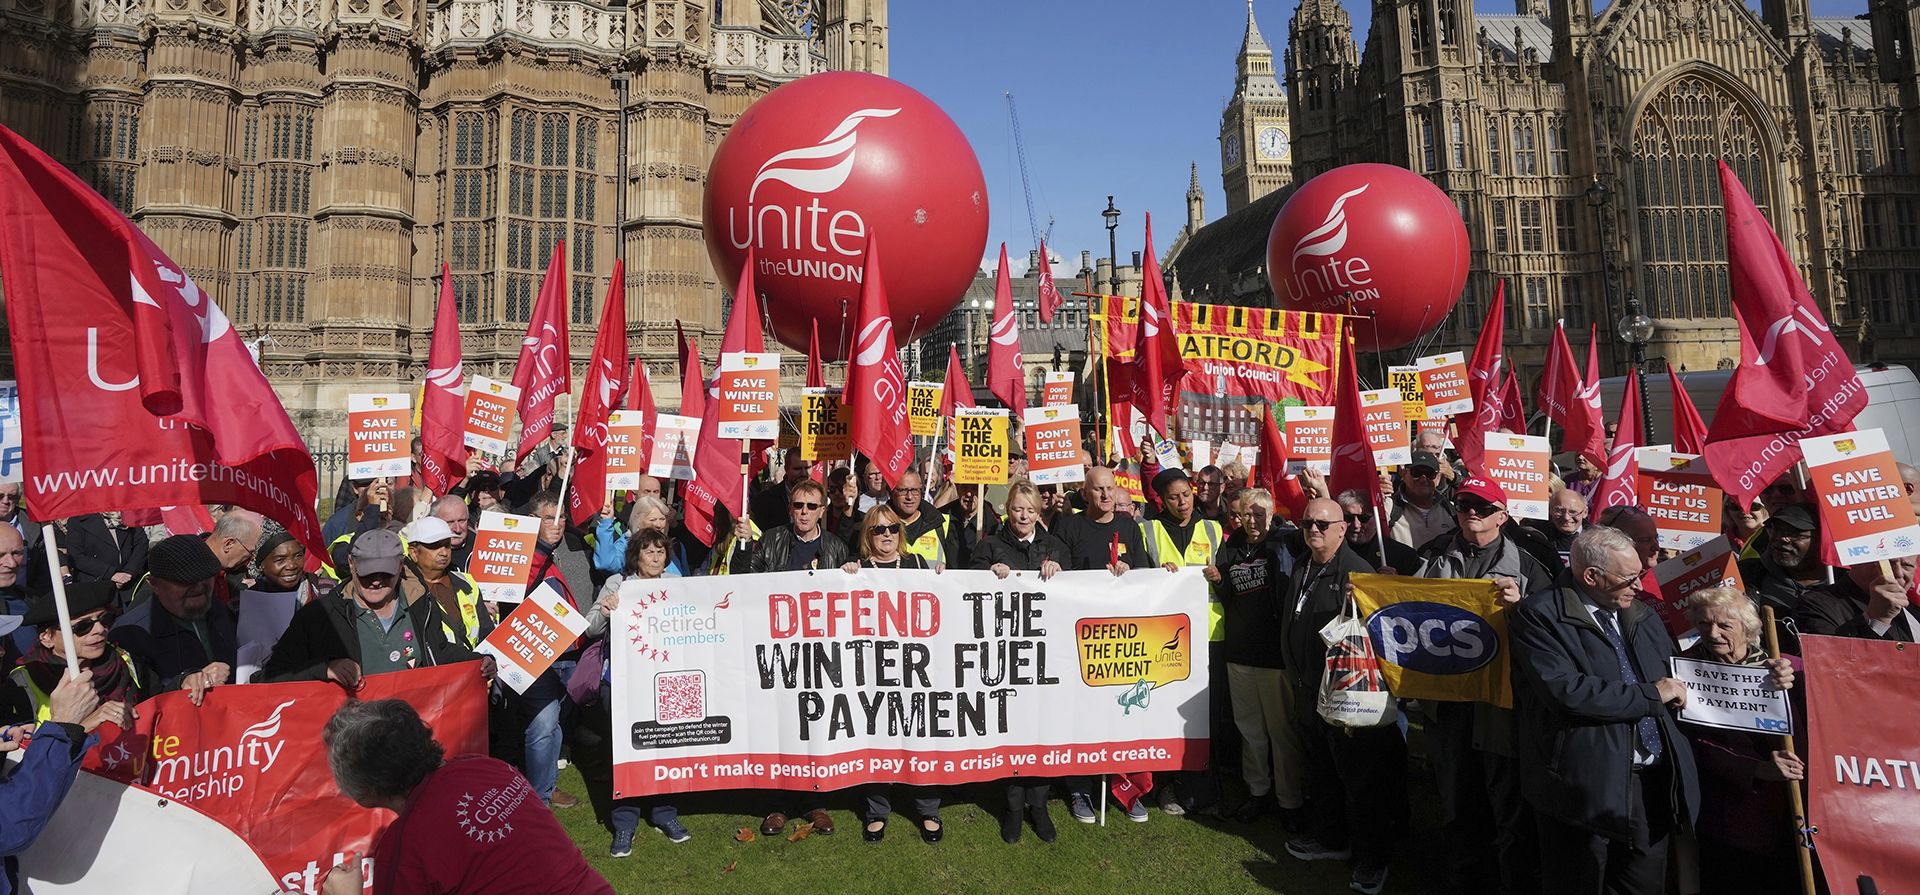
[1595,363,1920,463]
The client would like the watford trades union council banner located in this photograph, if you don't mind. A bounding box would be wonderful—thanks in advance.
[1172,301,1344,406]
[611,568,1210,796]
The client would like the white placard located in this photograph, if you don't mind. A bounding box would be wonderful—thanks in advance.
[1670,656,1793,735]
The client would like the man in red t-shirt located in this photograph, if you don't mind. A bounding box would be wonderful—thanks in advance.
[318,699,612,895]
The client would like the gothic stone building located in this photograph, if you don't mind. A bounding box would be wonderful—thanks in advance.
[1174,0,1920,391]
[0,0,886,438]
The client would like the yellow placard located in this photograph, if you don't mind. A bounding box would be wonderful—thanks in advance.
[952,407,1009,485]
[908,381,944,438]
[1388,365,1428,422]
[799,388,852,461]
[1349,573,1511,709]
[1076,614,1192,689]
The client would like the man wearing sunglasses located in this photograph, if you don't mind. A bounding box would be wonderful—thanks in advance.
[1410,476,1555,895]
[1512,527,1698,895]
[1386,451,1456,550]
[112,535,237,708]
[731,479,851,575]
[1333,489,1418,574]
[10,582,148,728]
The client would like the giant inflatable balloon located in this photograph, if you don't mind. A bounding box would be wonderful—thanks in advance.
[704,72,989,360]
[1266,163,1468,351]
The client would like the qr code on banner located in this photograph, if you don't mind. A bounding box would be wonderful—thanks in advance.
[655,671,706,724]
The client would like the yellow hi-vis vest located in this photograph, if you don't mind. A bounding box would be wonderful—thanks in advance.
[433,571,484,649]
[900,512,951,565]
[1141,517,1226,641]
[9,650,143,723]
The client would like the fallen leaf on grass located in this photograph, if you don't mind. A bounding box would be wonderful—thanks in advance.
[721,861,737,874]
[733,828,756,842]
[786,821,815,842]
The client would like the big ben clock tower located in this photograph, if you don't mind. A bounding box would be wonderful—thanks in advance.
[1221,1,1293,213]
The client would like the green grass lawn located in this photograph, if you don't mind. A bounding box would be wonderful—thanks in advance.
[549,766,1443,894]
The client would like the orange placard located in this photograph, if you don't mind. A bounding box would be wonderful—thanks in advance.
[1024,405,1082,486]
[1653,537,1745,608]
[476,580,589,693]
[1481,432,1551,519]
[1416,351,1473,417]
[469,510,540,603]
[1043,371,1075,408]
[462,376,520,456]
[604,410,648,490]
[1076,614,1192,689]
[1283,405,1333,474]
[1802,429,1920,563]
[1636,451,1722,551]
[715,352,781,441]
[347,393,412,479]
[1360,388,1411,466]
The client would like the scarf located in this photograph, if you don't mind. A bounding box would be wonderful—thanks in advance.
[24,640,138,706]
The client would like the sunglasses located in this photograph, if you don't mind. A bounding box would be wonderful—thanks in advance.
[71,613,112,637]
[1457,500,1499,517]
[1302,518,1343,531]
[790,501,822,511]
[1344,513,1369,525]
[1407,468,1440,479]
[868,523,902,535]
[357,575,397,589]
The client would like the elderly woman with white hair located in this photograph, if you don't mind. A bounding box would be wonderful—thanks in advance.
[1678,585,1805,895]
[591,495,690,579]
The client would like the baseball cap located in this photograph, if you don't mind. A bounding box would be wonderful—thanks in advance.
[1408,450,1443,471]
[1768,503,1818,533]
[1454,476,1509,509]
[404,516,456,546]
[349,529,405,578]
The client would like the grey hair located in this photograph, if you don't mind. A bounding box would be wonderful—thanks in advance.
[1681,584,1763,644]
[431,494,468,517]
[627,495,672,531]
[1569,526,1636,575]
[211,510,262,542]
[1240,488,1274,512]
[324,699,445,805]
[1334,488,1370,510]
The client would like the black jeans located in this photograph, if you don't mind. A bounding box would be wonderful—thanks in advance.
[1295,698,1408,868]
[1427,701,1539,894]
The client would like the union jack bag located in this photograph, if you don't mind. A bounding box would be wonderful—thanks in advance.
[1316,595,1398,728]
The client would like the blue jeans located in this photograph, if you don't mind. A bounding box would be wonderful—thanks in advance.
[521,659,577,804]
[612,801,681,835]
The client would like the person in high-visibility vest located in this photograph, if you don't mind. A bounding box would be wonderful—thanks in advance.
[888,469,953,568]
[401,516,491,651]
[1137,467,1226,817]
[8,582,149,730]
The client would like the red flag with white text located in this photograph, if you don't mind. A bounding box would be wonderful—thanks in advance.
[0,125,326,562]
[512,243,572,467]
[628,357,658,472]
[1496,368,1527,435]
[678,325,705,418]
[846,236,914,487]
[1803,634,1920,894]
[1534,320,1579,430]
[1136,215,1181,438]
[941,343,974,417]
[1329,332,1377,510]
[988,243,1026,413]
[1704,161,1865,505]
[568,260,629,526]
[1455,282,1507,473]
[684,253,768,544]
[1593,371,1642,510]
[420,264,469,495]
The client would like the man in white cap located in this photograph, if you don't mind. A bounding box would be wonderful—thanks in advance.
[402,516,490,651]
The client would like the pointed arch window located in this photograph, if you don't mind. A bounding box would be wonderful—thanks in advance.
[1628,75,1770,320]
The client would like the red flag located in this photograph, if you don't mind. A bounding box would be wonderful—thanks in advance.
[121,504,216,535]
[941,343,974,417]
[567,260,629,526]
[1705,160,1866,505]
[1563,326,1607,466]
[677,327,704,418]
[628,357,658,470]
[805,318,826,389]
[1593,371,1643,510]
[0,125,326,561]
[1036,239,1064,324]
[987,243,1026,412]
[684,251,768,545]
[1329,332,1377,509]
[511,242,571,467]
[1455,282,1507,473]
[1256,403,1308,519]
[1136,215,1181,438]
[420,264,469,495]
[1668,364,1708,455]
[1495,368,1528,434]
[846,236,914,487]
[1534,320,1579,429]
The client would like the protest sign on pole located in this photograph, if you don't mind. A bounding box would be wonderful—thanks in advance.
[647,413,701,480]
[1024,404,1083,486]
[1284,405,1334,474]
[1803,634,1920,892]
[604,409,648,491]
[1481,432,1552,519]
[800,387,852,460]
[1361,388,1412,466]
[461,376,519,456]
[953,406,1010,485]
[478,580,590,693]
[346,394,412,479]
[1801,428,1920,564]
[1636,451,1723,550]
[1652,536,1745,608]
[0,380,19,484]
[1387,365,1427,422]
[1669,656,1792,734]
[609,568,1208,794]
[469,511,539,603]
[1043,371,1075,408]
[908,381,945,437]
[1189,439,1212,472]
[1350,573,1511,708]
[714,352,781,441]
[1416,351,1474,417]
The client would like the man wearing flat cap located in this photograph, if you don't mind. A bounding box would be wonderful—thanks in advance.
[112,535,236,706]
[260,529,492,689]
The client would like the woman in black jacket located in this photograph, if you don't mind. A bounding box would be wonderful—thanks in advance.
[971,483,1069,843]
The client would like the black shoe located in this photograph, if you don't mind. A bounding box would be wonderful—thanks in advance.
[1280,806,1308,834]
[862,819,887,843]
[1028,803,1057,843]
[1000,807,1022,843]
[919,817,943,844]
[1234,794,1274,824]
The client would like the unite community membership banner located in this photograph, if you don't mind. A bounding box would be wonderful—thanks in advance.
[610,568,1210,796]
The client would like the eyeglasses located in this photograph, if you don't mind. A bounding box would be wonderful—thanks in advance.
[1302,518,1343,531]
[1594,568,1641,591]
[70,614,112,637]
[1457,500,1499,517]
[790,501,822,511]
[0,493,19,503]
[868,523,902,535]
[892,487,920,495]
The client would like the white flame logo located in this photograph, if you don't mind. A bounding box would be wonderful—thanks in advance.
[428,361,464,389]
[239,699,298,741]
[1754,305,1832,367]
[989,309,1018,346]
[749,108,902,203]
[524,322,561,379]
[130,258,232,346]
[855,317,895,367]
[1291,184,1371,269]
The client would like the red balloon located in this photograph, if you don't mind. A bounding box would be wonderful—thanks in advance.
[704,72,989,361]
[1266,163,1468,351]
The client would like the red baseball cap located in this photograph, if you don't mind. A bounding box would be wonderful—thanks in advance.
[1454,476,1509,509]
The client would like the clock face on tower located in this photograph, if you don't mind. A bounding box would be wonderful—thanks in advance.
[1224,133,1242,167]
[1258,126,1290,160]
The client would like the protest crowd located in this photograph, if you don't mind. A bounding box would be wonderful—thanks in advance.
[0,105,1910,895]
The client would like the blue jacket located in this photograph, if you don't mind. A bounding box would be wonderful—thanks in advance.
[2,721,90,895]
[591,518,691,578]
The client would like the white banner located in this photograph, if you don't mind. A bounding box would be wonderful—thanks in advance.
[610,568,1210,794]
[1670,655,1793,734]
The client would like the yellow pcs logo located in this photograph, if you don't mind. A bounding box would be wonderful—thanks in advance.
[550,602,571,618]
[501,518,521,530]
[372,397,391,408]
[1835,438,1858,455]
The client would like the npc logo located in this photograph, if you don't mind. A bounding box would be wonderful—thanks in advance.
[1366,601,1499,675]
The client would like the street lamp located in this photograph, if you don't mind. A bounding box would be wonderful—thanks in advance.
[1102,195,1122,295]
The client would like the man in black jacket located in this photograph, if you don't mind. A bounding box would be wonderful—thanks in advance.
[1334,489,1418,573]
[1279,499,1405,895]
[1739,504,1827,627]
[1511,526,1699,895]
[1795,555,1917,642]
[111,535,235,704]
[65,513,148,606]
[258,529,492,688]
[728,479,852,574]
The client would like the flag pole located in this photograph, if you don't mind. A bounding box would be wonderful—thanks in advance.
[549,393,575,534]
[1372,504,1389,570]
[41,523,80,678]
[1761,605,1819,895]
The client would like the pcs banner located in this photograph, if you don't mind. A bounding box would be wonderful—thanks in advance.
[610,568,1210,795]
[1349,573,1511,709]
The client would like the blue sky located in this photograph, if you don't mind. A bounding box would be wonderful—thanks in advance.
[890,0,1868,275]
